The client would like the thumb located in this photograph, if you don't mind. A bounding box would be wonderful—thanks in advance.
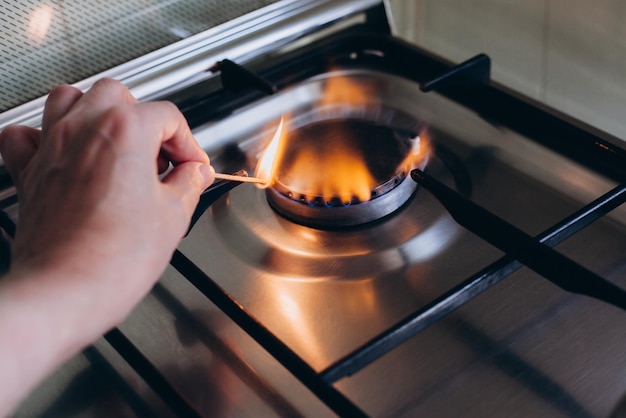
[0,126,41,190]
[162,162,215,218]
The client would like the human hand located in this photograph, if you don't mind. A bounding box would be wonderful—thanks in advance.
[0,78,215,415]
[0,78,214,338]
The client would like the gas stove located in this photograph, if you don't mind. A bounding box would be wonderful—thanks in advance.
[3,1,626,417]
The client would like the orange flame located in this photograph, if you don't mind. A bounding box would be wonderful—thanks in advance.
[254,117,287,188]
[318,74,376,107]
[399,130,431,171]
[281,138,374,204]
[253,74,430,202]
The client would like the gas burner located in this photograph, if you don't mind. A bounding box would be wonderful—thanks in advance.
[265,118,427,228]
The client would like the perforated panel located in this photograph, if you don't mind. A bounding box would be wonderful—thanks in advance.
[0,0,277,112]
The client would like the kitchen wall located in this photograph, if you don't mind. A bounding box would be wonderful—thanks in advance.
[3,0,625,143]
[0,0,277,112]
[388,0,626,142]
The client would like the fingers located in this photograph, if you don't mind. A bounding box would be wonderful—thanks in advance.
[110,101,209,166]
[72,92,213,215]
[120,100,213,224]
[67,78,137,118]
[157,152,170,174]
[0,126,41,188]
[42,85,83,133]
[50,80,207,169]
[2,78,212,208]
[162,161,215,219]
[140,102,213,219]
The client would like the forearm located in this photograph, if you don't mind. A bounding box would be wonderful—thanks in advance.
[0,267,134,416]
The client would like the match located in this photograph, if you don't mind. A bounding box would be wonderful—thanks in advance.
[214,172,267,185]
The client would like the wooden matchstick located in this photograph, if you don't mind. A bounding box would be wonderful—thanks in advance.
[213,172,267,184]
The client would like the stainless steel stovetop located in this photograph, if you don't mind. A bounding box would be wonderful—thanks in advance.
[4,1,626,417]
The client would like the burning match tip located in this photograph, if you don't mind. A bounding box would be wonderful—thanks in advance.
[214,172,267,185]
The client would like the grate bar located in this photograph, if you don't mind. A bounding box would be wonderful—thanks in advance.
[82,346,158,418]
[152,283,306,418]
[320,182,626,383]
[412,169,626,309]
[170,249,368,418]
[104,329,203,418]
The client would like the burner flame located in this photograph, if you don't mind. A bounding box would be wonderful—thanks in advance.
[402,130,431,172]
[285,136,375,205]
[254,117,287,188]
[318,73,376,107]
[253,74,430,205]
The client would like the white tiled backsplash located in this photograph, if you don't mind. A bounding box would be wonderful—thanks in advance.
[389,0,626,143]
